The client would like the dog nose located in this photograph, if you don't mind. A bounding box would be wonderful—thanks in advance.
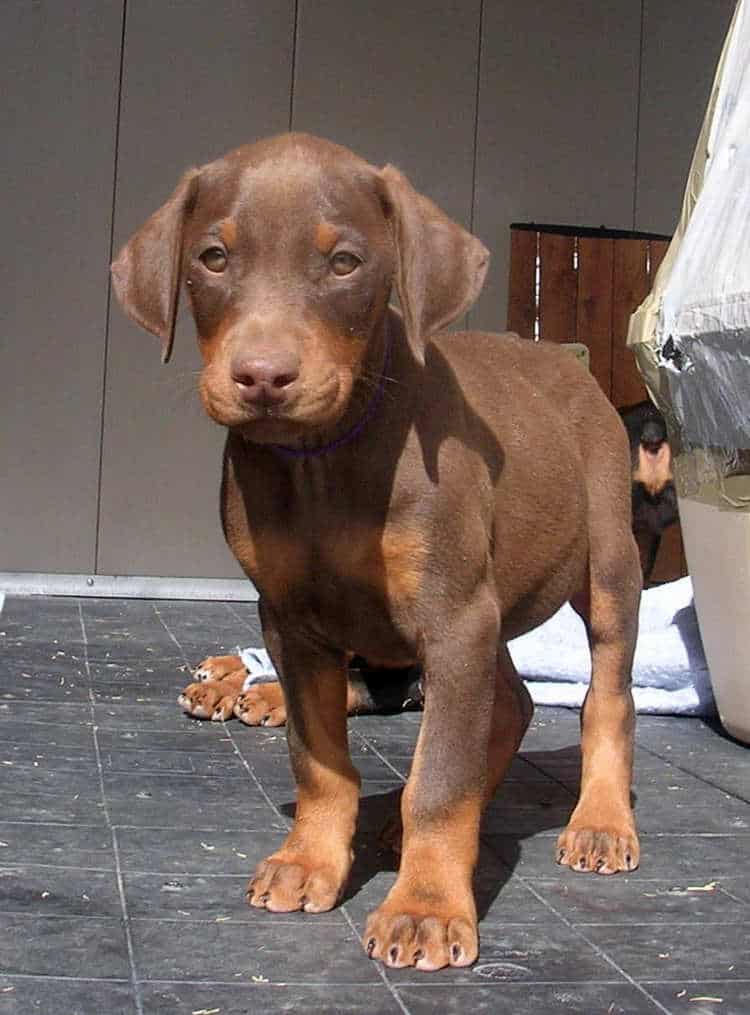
[231,354,300,405]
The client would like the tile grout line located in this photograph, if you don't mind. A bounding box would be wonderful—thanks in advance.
[637,741,750,807]
[338,904,411,1015]
[333,730,410,1012]
[518,877,673,1015]
[4,856,748,901]
[78,602,145,1015]
[350,729,408,784]
[151,603,287,824]
[225,600,261,637]
[5,968,748,989]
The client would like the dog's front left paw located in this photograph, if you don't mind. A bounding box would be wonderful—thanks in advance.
[363,900,478,971]
[556,817,640,874]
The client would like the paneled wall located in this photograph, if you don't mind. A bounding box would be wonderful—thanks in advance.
[0,1,122,573]
[98,0,295,578]
[0,0,736,581]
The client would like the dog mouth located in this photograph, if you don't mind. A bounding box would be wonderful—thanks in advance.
[200,371,351,441]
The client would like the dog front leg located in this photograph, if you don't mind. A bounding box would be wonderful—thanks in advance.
[247,634,360,913]
[363,589,499,971]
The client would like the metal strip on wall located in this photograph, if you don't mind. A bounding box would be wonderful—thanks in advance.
[0,573,258,602]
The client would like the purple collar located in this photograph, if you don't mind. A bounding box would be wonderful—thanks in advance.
[269,334,392,459]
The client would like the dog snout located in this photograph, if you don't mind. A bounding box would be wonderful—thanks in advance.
[231,352,301,407]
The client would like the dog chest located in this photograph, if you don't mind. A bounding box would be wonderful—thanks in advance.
[227,520,426,613]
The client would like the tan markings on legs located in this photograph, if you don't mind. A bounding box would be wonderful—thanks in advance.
[381,646,533,857]
[365,787,482,971]
[561,528,641,875]
[247,652,360,913]
[363,591,499,971]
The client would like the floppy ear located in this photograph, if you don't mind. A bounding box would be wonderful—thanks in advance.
[377,165,489,362]
[110,168,200,364]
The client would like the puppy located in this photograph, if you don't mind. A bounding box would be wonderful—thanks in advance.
[112,133,641,971]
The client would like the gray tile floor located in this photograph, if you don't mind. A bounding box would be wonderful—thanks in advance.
[0,595,748,1014]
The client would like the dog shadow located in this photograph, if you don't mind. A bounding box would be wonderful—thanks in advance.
[279,743,591,922]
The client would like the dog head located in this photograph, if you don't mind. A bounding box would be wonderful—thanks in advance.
[111,133,488,445]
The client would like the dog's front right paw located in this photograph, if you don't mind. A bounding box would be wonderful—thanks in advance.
[363,899,478,971]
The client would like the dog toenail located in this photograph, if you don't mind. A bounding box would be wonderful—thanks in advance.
[578,858,586,868]
[557,849,566,862]
[366,937,376,957]
[413,948,424,962]
[451,944,462,962]
[388,945,399,964]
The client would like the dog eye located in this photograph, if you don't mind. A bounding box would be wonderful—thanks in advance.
[200,247,228,273]
[330,251,361,276]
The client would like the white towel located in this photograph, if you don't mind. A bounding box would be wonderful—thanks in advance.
[508,577,714,715]
[237,578,714,716]
[239,647,277,691]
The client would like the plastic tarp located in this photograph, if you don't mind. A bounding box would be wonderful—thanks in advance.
[628,0,750,502]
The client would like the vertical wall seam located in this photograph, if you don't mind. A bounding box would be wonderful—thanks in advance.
[632,0,646,230]
[466,0,484,329]
[288,0,300,129]
[94,0,128,577]
[468,0,484,236]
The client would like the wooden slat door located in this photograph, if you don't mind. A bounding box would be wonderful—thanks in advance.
[576,237,615,397]
[612,239,650,407]
[538,233,577,343]
[507,228,537,339]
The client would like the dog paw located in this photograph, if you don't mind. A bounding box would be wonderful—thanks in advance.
[247,854,344,913]
[193,654,245,682]
[556,822,640,875]
[363,902,478,971]
[234,683,287,727]
[178,680,242,721]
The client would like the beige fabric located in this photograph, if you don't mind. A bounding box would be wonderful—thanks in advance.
[626,1,747,507]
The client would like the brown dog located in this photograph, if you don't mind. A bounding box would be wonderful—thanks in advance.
[112,133,641,972]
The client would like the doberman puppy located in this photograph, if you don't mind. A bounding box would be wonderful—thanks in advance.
[112,133,642,972]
